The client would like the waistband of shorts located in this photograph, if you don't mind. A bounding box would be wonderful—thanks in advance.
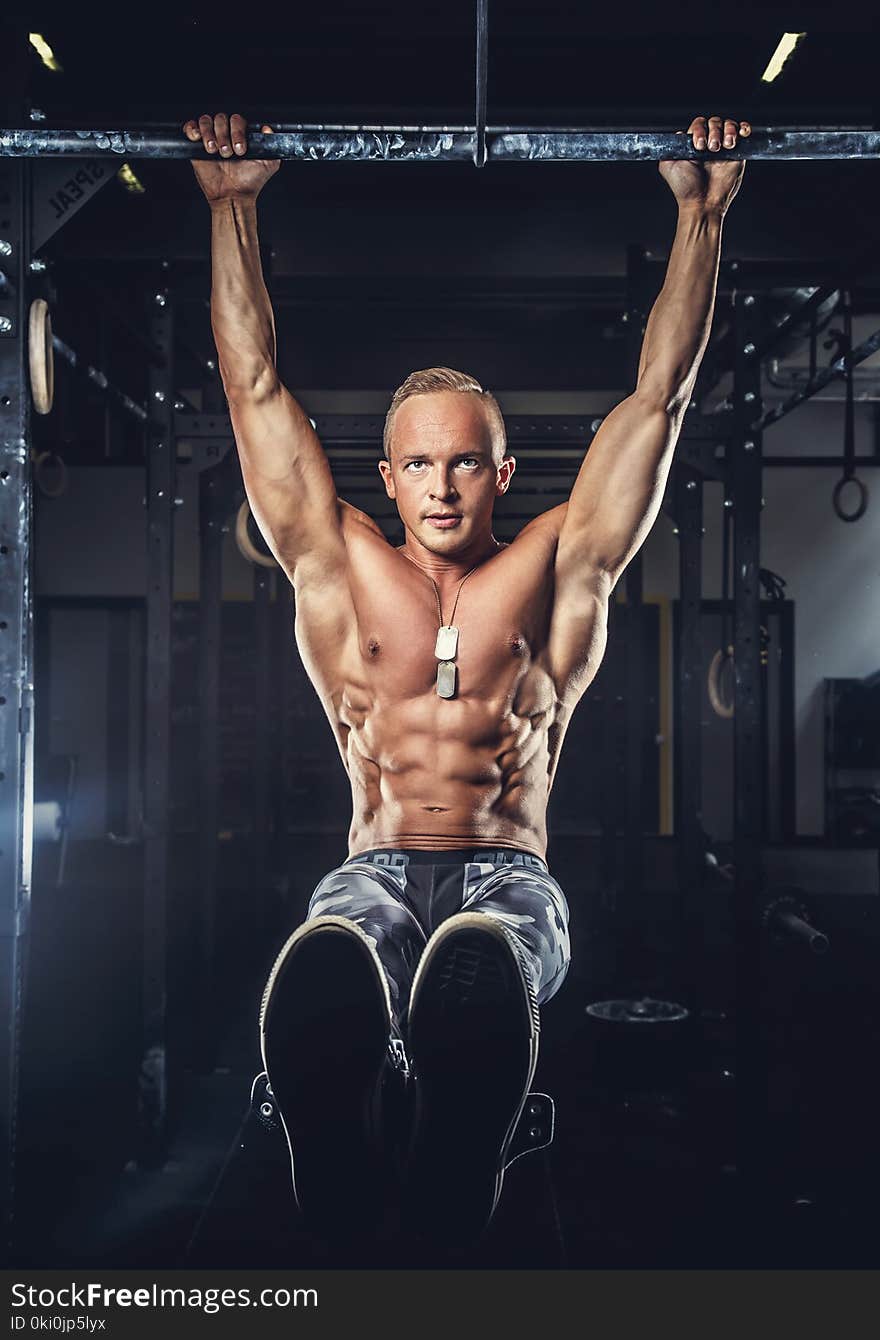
[344,846,549,872]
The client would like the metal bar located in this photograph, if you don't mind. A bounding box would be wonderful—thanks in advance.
[4,127,880,161]
[51,333,148,424]
[751,232,878,364]
[140,285,176,1164]
[754,326,880,432]
[0,160,35,1259]
[768,905,830,955]
[763,455,880,467]
[176,412,725,446]
[474,0,489,168]
[753,283,839,363]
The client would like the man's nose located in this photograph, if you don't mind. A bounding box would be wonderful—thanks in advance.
[429,468,457,498]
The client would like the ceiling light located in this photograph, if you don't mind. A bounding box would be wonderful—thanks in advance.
[117,164,146,194]
[760,33,807,84]
[28,33,63,73]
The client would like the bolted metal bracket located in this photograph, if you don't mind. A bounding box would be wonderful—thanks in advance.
[505,1092,555,1169]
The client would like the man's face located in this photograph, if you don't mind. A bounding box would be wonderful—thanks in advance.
[378,392,515,555]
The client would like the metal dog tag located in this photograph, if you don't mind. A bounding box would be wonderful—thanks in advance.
[436,660,457,699]
[435,625,459,661]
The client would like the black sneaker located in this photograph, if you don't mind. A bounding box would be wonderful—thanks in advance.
[404,911,540,1245]
[259,915,402,1241]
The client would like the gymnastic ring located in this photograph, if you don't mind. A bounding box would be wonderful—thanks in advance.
[234,499,278,569]
[832,474,868,523]
[28,298,54,415]
[707,645,735,720]
[31,449,69,499]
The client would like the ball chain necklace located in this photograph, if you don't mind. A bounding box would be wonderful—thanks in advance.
[399,549,479,699]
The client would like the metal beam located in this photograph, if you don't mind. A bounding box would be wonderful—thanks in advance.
[732,290,768,1199]
[0,160,34,1260]
[474,0,489,169]
[621,245,648,953]
[2,127,880,163]
[139,285,176,1164]
[754,326,880,432]
[673,465,704,1015]
[51,333,148,425]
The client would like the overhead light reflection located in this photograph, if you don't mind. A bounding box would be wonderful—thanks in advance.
[761,32,807,84]
[117,164,146,195]
[28,33,63,73]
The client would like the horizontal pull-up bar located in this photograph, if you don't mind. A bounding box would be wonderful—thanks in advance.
[1,127,879,163]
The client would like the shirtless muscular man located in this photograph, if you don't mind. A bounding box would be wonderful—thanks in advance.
[186,111,749,1246]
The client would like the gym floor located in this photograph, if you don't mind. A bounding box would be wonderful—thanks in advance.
[14,835,880,1269]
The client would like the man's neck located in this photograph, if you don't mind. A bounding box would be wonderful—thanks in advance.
[396,533,506,578]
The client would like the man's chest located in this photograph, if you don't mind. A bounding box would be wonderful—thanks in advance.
[292,517,606,709]
[348,573,548,702]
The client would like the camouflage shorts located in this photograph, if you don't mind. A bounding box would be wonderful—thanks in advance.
[306,846,571,1024]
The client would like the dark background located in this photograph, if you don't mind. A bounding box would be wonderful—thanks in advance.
[4,6,880,1271]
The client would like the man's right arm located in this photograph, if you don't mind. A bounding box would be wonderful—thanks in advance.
[187,113,344,586]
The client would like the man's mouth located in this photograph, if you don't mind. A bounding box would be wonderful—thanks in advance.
[425,513,462,528]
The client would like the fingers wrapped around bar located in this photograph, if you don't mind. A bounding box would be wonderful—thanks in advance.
[686,115,752,151]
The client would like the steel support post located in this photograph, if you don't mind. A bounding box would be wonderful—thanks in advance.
[732,291,767,1196]
[273,583,296,901]
[253,565,273,911]
[598,653,624,928]
[140,282,176,1163]
[474,0,489,169]
[673,465,705,1011]
[0,160,34,1256]
[622,246,648,932]
[195,446,242,1059]
[196,468,223,1047]
[778,602,796,842]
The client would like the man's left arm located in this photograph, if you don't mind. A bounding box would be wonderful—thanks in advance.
[556,114,750,589]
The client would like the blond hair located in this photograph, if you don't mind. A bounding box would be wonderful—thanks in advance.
[382,367,506,461]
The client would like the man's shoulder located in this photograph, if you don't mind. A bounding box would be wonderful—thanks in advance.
[338,498,387,541]
[508,503,568,548]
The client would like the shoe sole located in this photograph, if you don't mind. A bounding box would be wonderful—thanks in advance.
[405,912,539,1244]
[259,915,392,1237]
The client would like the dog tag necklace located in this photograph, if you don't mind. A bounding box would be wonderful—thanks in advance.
[431,566,477,699]
[399,550,477,699]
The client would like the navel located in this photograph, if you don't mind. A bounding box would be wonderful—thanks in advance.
[366,637,381,657]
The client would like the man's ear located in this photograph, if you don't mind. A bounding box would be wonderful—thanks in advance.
[378,458,396,498]
[495,454,516,496]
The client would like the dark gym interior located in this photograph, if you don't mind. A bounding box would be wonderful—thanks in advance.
[2,5,880,1271]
